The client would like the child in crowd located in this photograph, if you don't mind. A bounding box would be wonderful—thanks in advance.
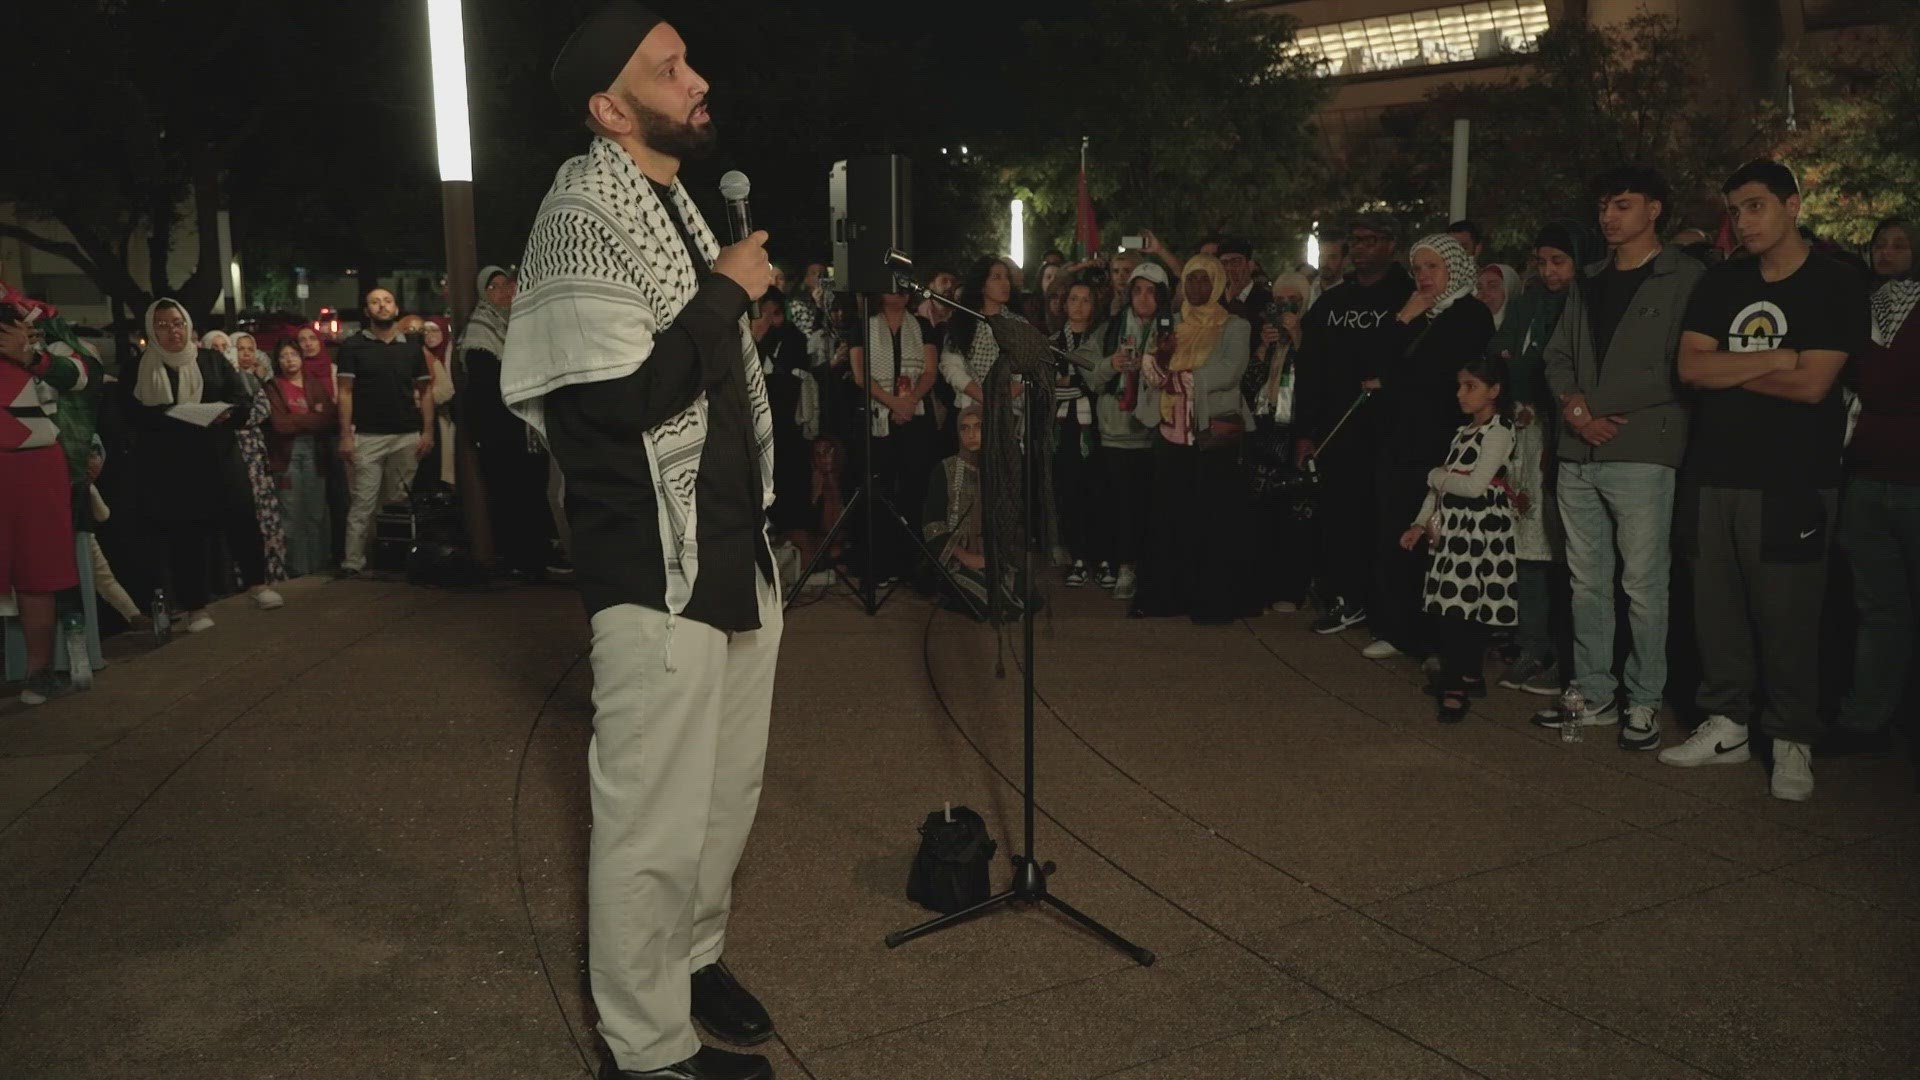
[1400,356,1519,722]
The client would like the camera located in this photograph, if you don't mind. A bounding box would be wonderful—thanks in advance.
[1261,297,1300,325]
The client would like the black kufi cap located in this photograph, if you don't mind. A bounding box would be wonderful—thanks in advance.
[551,1,664,114]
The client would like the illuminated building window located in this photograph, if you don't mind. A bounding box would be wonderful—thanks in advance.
[1291,1,1552,76]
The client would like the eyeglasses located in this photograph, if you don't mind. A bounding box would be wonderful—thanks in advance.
[1347,232,1390,246]
[153,318,188,330]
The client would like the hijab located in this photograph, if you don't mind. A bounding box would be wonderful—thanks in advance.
[135,300,204,407]
[200,330,235,362]
[1482,263,1521,330]
[1408,234,1477,316]
[461,264,511,359]
[1170,253,1230,373]
[1161,254,1231,427]
[952,405,985,553]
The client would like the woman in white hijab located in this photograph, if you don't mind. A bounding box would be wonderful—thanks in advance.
[200,329,236,363]
[131,300,283,633]
[1475,264,1522,332]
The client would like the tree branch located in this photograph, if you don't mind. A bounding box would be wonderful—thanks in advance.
[0,221,100,277]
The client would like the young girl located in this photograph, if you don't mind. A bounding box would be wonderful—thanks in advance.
[1400,356,1518,722]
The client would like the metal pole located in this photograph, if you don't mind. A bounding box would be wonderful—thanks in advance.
[1449,119,1470,223]
[441,179,493,566]
[428,0,493,566]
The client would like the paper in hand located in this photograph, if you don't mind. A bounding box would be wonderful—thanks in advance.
[165,402,230,427]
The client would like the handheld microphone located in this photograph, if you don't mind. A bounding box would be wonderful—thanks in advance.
[718,171,752,243]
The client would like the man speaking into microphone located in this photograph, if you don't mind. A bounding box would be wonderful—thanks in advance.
[501,4,782,1079]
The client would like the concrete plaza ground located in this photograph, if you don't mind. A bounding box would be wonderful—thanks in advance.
[3,575,1916,1078]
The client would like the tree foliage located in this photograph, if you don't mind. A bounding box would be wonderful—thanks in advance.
[1367,15,1768,257]
[981,0,1331,263]
[1779,7,1920,243]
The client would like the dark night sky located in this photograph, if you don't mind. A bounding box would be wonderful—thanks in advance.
[228,0,1100,277]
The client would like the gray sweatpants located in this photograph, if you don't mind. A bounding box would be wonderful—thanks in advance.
[585,572,782,1072]
[1684,485,1836,744]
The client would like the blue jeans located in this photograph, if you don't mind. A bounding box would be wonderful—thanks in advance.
[1557,461,1674,709]
[1837,478,1920,734]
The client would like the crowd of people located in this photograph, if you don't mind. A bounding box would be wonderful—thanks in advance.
[766,160,1914,805]
[6,157,1915,805]
[0,265,567,706]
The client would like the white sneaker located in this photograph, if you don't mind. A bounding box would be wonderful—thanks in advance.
[252,588,285,610]
[1617,704,1662,751]
[1113,566,1138,601]
[1770,739,1814,802]
[1658,714,1751,767]
[187,616,215,634]
[1361,639,1401,660]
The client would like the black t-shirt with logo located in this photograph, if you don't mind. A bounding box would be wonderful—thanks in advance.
[1679,253,1869,488]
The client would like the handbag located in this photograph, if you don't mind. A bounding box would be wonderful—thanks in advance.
[905,804,997,914]
[1194,415,1245,452]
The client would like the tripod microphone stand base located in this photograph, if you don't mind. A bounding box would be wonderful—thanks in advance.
[885,855,1157,966]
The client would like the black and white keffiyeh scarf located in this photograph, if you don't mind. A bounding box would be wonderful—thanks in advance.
[501,137,773,617]
[1871,278,1919,347]
[864,312,926,435]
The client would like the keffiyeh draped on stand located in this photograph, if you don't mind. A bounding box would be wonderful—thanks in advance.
[500,137,773,618]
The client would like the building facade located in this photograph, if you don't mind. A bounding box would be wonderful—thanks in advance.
[1241,0,1887,157]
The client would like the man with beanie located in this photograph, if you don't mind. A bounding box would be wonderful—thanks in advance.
[1534,167,1704,753]
[1295,212,1415,635]
[501,4,780,1077]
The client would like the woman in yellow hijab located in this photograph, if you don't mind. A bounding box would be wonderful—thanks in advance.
[1128,252,1258,622]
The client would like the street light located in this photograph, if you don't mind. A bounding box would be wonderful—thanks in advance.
[426,0,492,562]
[1009,198,1025,269]
[428,0,474,183]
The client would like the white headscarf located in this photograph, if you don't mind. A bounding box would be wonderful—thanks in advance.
[1480,263,1521,330]
[200,330,235,363]
[135,300,205,406]
[1409,234,1478,316]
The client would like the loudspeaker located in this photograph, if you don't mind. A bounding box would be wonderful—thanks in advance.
[831,155,912,295]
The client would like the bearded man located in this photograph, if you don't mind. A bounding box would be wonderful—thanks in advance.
[500,3,781,1078]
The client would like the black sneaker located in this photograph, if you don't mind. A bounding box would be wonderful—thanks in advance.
[1310,598,1367,635]
[1065,561,1088,587]
[1095,563,1118,589]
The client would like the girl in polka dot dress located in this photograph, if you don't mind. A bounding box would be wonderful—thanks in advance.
[1399,356,1518,722]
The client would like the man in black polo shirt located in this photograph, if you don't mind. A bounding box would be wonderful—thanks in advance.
[1664,160,1869,803]
[500,5,780,1079]
[334,286,432,574]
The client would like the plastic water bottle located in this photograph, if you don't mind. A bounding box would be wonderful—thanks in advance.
[1559,686,1585,744]
[61,610,92,690]
[151,588,171,643]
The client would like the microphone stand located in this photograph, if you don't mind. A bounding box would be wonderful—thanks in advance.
[884,262,1155,969]
[785,291,987,621]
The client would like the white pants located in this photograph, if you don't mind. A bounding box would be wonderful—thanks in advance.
[587,572,782,1072]
[341,431,417,571]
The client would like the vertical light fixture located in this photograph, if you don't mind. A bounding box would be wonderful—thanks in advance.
[1009,198,1025,268]
[1306,221,1320,270]
[426,0,492,562]
[427,0,474,183]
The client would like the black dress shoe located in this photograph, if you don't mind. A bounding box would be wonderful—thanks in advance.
[600,1045,772,1080]
[690,963,774,1047]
